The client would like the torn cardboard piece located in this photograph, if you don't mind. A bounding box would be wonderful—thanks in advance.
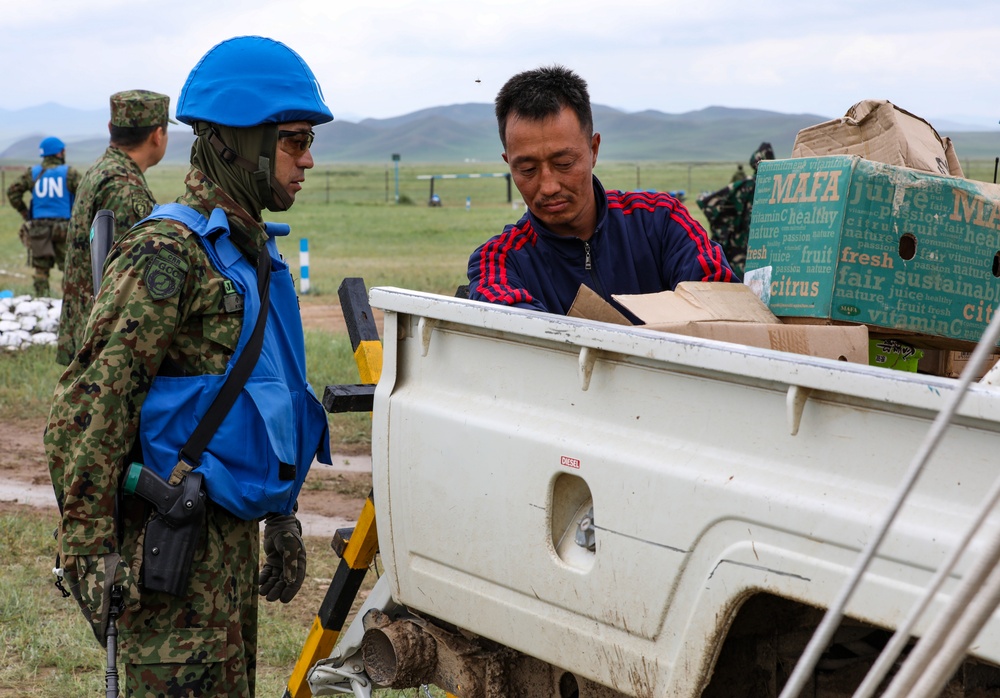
[568,285,631,325]
[612,282,780,324]
[568,282,869,364]
[791,99,963,177]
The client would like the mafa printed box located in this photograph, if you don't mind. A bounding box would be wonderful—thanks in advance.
[743,155,1000,348]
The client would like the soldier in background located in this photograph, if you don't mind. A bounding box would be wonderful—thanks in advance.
[696,142,775,275]
[55,90,173,366]
[6,136,80,297]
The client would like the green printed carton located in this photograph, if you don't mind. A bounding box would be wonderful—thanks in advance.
[743,155,1000,348]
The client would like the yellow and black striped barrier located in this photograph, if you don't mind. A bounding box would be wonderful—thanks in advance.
[285,278,454,698]
[283,277,382,698]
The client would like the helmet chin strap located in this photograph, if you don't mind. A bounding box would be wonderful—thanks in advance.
[200,124,293,212]
[263,169,294,212]
[258,127,293,213]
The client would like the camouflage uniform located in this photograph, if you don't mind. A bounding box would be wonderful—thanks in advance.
[695,143,776,276]
[56,90,168,366]
[696,179,756,276]
[45,168,270,697]
[6,155,80,296]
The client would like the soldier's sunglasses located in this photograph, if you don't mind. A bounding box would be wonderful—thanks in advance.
[277,129,315,156]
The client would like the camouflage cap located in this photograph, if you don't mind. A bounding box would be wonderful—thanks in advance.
[110,90,178,128]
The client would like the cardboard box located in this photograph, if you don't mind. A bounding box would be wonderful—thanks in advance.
[792,99,963,177]
[918,349,1000,380]
[568,282,869,364]
[743,155,1000,349]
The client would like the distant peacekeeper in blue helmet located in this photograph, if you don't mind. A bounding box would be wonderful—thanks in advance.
[6,135,81,296]
[45,35,334,697]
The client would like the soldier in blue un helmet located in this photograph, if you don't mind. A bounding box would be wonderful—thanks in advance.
[6,136,81,296]
[44,36,334,696]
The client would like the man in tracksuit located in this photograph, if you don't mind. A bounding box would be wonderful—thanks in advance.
[468,65,737,322]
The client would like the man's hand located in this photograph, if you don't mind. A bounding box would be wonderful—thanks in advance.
[62,553,137,647]
[259,513,306,603]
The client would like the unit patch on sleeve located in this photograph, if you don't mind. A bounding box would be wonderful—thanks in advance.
[144,248,189,301]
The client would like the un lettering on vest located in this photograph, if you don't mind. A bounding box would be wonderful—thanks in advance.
[33,176,64,199]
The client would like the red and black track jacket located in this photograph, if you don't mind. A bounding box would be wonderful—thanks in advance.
[468,176,737,322]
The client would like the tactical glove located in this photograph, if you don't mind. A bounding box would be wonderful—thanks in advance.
[62,552,137,647]
[259,513,306,603]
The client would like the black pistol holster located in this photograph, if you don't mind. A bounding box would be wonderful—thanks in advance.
[124,463,206,596]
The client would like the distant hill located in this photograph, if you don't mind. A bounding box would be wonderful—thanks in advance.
[0,102,108,147]
[3,102,1000,166]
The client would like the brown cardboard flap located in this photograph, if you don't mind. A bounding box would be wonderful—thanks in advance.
[644,321,869,363]
[567,285,631,325]
[791,99,963,177]
[613,282,779,325]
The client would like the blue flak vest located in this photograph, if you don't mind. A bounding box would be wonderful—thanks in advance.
[30,164,73,219]
[136,203,332,520]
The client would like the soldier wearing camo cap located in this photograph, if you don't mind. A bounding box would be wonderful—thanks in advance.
[6,136,81,297]
[46,36,333,696]
[55,89,173,365]
[110,89,176,128]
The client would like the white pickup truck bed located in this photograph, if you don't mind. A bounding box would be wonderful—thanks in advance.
[362,286,1000,697]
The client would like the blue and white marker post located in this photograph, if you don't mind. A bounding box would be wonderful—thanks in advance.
[299,238,310,294]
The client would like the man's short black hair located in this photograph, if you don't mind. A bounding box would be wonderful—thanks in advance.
[495,65,593,149]
[110,123,164,149]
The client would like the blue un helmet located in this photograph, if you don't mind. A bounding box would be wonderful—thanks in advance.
[175,35,333,212]
[176,35,333,127]
[39,136,65,157]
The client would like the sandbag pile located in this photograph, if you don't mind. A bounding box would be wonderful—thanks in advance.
[0,295,60,350]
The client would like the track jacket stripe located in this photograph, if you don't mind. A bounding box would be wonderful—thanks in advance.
[611,191,732,283]
[478,221,537,304]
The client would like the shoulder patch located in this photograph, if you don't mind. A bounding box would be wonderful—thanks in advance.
[144,247,189,301]
[132,195,151,221]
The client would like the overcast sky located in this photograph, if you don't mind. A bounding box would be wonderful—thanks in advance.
[3,0,999,128]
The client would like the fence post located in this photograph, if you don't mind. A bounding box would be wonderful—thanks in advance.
[299,238,310,294]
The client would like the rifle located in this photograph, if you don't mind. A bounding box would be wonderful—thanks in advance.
[105,586,123,698]
[90,209,115,296]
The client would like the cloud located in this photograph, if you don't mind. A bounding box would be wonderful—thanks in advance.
[1,0,998,129]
